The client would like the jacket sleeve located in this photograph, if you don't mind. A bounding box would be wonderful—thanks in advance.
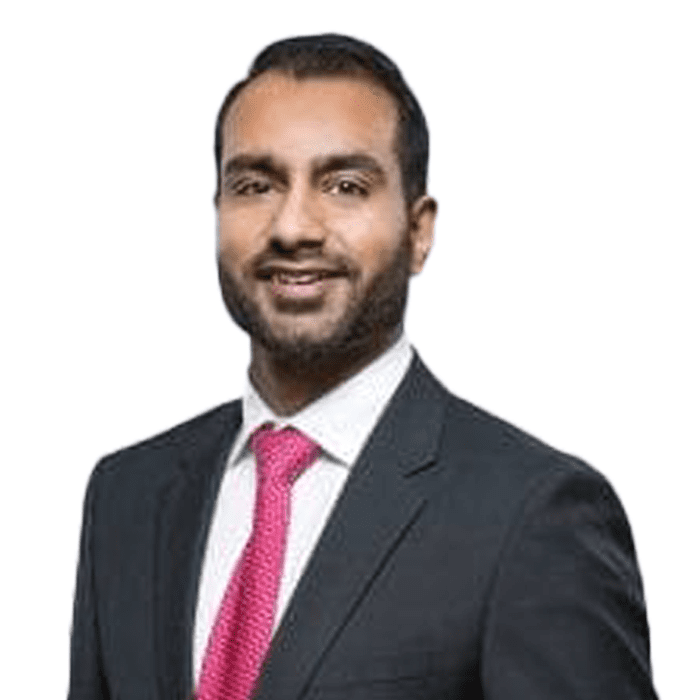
[68,465,109,700]
[481,465,658,699]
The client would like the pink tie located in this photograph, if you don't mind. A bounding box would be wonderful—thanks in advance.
[197,425,320,700]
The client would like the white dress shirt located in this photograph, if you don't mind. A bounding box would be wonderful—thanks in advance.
[192,333,414,681]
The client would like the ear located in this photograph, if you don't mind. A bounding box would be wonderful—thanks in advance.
[408,195,437,274]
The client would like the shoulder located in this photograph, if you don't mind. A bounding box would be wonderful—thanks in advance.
[412,355,601,485]
[447,393,653,696]
[444,389,598,481]
[89,399,242,493]
[411,358,624,529]
[420,363,645,600]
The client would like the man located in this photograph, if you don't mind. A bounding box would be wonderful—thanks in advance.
[68,34,658,699]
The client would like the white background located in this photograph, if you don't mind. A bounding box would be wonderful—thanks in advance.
[1,1,697,697]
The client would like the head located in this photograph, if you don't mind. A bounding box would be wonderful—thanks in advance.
[214,34,430,208]
[215,35,436,376]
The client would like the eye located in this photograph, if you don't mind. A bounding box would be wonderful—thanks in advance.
[323,177,370,198]
[227,177,274,196]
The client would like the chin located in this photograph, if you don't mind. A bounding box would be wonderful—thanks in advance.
[257,318,389,375]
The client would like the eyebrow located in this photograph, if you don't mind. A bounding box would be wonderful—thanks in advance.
[222,152,386,186]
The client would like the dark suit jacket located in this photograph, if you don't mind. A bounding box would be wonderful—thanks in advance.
[68,355,658,699]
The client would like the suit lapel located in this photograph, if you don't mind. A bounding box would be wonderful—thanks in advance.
[255,356,449,700]
[153,402,242,700]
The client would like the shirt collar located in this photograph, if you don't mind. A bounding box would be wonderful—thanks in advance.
[228,333,414,468]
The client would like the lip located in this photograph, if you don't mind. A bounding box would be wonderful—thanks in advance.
[256,265,347,302]
[268,273,340,302]
[255,264,346,280]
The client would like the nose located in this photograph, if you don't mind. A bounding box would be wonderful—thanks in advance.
[269,182,325,251]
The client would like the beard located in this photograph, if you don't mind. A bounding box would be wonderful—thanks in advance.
[218,233,412,375]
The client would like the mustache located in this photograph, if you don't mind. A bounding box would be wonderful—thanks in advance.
[250,249,357,278]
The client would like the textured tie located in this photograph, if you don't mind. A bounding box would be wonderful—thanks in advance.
[197,425,320,700]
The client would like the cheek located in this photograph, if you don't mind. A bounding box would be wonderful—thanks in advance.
[329,207,406,271]
[217,208,268,261]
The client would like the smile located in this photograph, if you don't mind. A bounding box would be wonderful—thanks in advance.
[256,266,347,303]
[257,264,347,283]
[274,270,331,285]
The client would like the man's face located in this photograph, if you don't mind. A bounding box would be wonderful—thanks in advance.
[217,72,434,367]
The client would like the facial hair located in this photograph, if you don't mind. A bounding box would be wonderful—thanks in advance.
[218,232,412,375]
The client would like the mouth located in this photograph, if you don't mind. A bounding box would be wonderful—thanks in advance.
[257,264,347,282]
[256,265,348,302]
[273,270,335,285]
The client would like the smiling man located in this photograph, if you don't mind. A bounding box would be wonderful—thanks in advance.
[216,70,434,414]
[68,35,658,700]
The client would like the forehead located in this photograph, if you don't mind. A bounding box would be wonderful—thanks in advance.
[221,72,400,165]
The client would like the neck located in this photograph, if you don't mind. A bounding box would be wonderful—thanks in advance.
[248,327,402,416]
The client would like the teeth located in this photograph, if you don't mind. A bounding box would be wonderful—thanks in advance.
[275,271,323,284]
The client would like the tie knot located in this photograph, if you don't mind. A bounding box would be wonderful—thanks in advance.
[250,425,320,485]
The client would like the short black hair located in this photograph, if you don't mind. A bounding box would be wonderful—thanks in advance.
[214,34,429,206]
